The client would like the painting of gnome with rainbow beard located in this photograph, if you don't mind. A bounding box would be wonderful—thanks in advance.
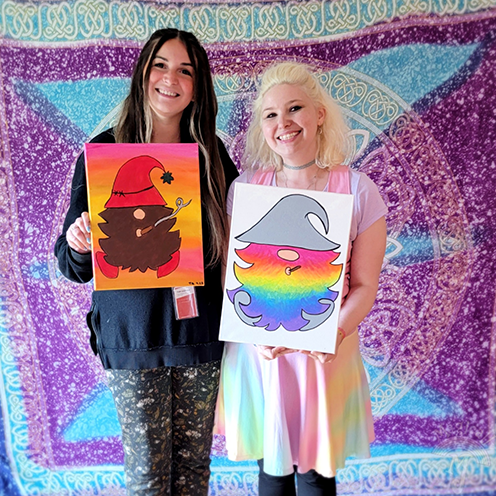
[220,183,353,354]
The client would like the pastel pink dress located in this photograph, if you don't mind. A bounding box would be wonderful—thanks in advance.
[216,165,387,477]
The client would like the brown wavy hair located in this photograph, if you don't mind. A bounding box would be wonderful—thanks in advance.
[115,29,227,267]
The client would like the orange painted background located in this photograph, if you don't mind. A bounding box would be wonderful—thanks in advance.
[85,143,203,290]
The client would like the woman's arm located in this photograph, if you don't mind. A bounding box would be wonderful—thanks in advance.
[337,216,387,335]
[54,130,115,283]
[54,152,94,283]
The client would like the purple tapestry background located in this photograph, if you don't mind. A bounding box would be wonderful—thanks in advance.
[0,2,495,495]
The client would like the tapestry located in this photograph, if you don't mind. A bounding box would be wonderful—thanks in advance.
[1,1,495,495]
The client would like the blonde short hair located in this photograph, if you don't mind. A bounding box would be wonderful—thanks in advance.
[244,62,349,171]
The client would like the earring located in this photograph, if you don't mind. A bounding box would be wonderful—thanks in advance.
[315,132,324,168]
[317,125,323,135]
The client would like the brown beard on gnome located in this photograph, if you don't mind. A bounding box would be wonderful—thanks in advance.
[98,205,181,273]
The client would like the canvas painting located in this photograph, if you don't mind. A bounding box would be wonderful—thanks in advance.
[220,183,353,354]
[85,143,203,290]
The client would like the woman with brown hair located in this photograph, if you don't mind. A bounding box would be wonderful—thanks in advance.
[55,29,238,495]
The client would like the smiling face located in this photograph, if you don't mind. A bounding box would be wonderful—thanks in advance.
[147,38,195,126]
[261,83,325,167]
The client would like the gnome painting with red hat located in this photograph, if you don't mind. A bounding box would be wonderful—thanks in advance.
[94,154,191,280]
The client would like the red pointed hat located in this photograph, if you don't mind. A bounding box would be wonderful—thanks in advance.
[105,155,166,208]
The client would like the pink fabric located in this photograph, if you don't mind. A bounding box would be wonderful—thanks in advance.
[251,164,350,192]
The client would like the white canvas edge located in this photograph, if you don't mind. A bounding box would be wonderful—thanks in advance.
[219,182,353,354]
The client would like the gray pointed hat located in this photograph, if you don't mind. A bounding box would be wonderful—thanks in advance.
[236,194,340,251]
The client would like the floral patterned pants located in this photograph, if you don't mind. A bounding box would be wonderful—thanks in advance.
[106,361,221,496]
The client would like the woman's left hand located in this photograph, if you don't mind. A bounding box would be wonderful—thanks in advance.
[300,350,337,364]
[257,345,297,360]
[272,346,298,358]
[300,329,345,364]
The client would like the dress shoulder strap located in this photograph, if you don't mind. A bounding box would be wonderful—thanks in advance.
[327,164,350,194]
[250,169,275,185]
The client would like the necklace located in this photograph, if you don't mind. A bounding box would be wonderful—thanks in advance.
[282,159,315,170]
[279,168,319,190]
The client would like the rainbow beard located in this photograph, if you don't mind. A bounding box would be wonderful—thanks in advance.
[227,243,343,331]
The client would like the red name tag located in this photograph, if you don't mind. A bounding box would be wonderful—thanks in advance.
[173,287,199,320]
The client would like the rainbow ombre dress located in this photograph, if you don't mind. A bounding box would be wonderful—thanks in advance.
[216,165,386,478]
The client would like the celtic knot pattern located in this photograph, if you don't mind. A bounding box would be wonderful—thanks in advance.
[219,6,251,41]
[210,467,259,494]
[255,4,289,39]
[76,0,108,38]
[188,6,218,43]
[325,73,368,108]
[398,0,431,16]
[148,5,180,30]
[438,0,459,15]
[3,0,496,42]
[369,382,396,412]
[363,89,399,126]
[289,2,323,37]
[114,3,147,38]
[389,114,424,152]
[327,0,360,31]
[338,447,493,494]
[3,2,39,39]
[320,70,400,126]
[469,0,496,8]
[363,0,388,25]
[214,73,253,95]
[45,3,76,40]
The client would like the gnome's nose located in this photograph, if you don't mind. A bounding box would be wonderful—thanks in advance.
[277,249,300,261]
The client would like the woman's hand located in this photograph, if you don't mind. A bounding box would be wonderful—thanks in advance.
[257,345,297,360]
[299,328,346,364]
[300,350,337,364]
[67,212,92,254]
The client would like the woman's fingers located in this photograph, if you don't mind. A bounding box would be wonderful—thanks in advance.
[308,351,336,364]
[257,345,276,360]
[81,211,91,235]
[271,347,297,358]
[67,213,92,253]
[257,346,335,363]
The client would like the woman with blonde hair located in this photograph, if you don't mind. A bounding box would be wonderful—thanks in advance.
[217,62,387,495]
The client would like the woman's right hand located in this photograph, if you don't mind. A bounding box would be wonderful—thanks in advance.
[257,345,297,360]
[66,212,91,254]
